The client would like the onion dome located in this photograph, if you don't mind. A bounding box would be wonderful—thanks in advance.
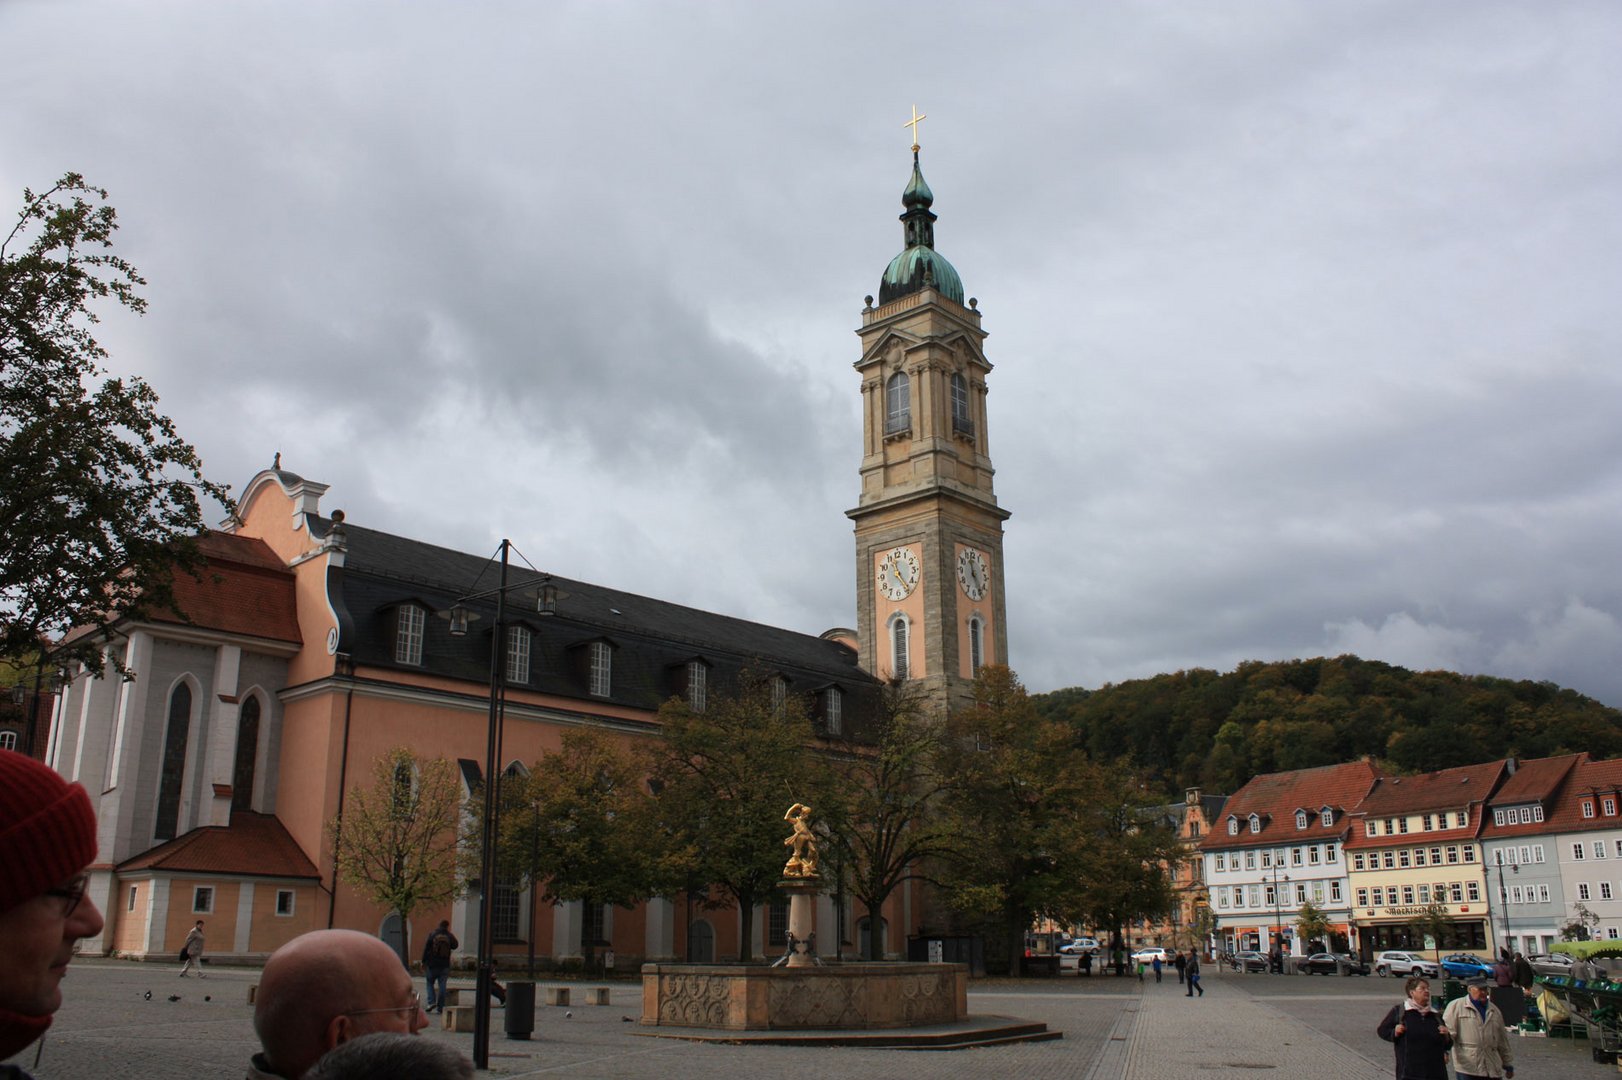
[878,150,964,305]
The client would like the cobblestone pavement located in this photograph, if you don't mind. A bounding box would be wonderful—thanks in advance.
[11,960,1618,1078]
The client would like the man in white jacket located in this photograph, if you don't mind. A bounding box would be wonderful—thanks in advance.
[1441,978,1514,1080]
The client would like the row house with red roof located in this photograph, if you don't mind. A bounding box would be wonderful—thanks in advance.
[1343,760,1504,954]
[1476,753,1583,957]
[1199,760,1379,956]
[1539,757,1622,950]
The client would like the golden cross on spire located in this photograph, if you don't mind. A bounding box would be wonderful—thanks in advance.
[904,104,927,152]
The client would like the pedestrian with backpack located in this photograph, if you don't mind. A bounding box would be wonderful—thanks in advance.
[421,919,459,1013]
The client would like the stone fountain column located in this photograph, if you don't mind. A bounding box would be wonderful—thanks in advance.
[779,874,820,967]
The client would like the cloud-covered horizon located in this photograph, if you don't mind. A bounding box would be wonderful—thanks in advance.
[5,1,1619,706]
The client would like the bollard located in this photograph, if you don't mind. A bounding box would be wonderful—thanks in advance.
[504,981,536,1039]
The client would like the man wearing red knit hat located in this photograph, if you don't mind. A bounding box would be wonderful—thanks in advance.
[0,750,103,1079]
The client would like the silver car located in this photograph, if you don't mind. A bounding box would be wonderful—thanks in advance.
[1373,950,1441,977]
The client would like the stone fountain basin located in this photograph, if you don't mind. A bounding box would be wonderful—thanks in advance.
[641,962,969,1030]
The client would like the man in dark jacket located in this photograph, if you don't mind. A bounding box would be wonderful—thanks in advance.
[421,920,458,1014]
[1377,976,1452,1080]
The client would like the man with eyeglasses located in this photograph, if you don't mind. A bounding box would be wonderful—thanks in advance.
[0,750,103,1080]
[250,929,429,1080]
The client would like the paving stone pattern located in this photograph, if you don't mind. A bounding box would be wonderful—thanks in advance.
[14,960,1619,1078]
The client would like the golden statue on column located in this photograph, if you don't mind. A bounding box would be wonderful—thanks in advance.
[783,802,819,878]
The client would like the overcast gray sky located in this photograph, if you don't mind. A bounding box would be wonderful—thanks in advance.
[5,1,1620,707]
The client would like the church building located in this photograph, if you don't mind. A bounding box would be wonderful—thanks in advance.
[45,142,1011,969]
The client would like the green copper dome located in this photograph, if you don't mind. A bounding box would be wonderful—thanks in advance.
[881,247,963,305]
[879,151,964,306]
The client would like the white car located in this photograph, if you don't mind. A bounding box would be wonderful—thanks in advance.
[1058,937,1101,955]
[1131,947,1170,963]
[1373,950,1441,978]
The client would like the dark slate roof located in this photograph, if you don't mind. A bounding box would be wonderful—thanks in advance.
[318,519,878,714]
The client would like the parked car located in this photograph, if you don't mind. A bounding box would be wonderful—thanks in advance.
[1130,947,1169,964]
[1302,952,1370,976]
[1440,953,1495,978]
[1059,937,1101,954]
[1374,951,1441,978]
[1228,950,1269,972]
[1528,953,1575,977]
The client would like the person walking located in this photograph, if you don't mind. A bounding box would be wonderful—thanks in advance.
[1442,979,1514,1080]
[420,919,458,1013]
[1185,952,1203,997]
[1174,950,1186,984]
[179,919,206,977]
[1377,976,1451,1079]
[1511,951,1535,991]
[1152,954,1163,983]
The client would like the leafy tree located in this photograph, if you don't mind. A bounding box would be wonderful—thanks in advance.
[820,681,956,959]
[936,665,1098,974]
[1407,901,1455,960]
[329,747,464,959]
[1068,766,1179,972]
[1295,900,1331,953]
[1,174,229,669]
[1561,901,1600,942]
[645,672,823,962]
[495,730,673,967]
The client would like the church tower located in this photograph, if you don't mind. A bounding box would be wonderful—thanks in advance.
[849,134,1010,715]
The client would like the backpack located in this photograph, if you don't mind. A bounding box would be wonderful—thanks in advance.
[429,931,454,965]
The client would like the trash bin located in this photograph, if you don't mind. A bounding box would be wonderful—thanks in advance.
[1439,979,1465,1006]
[504,981,536,1039]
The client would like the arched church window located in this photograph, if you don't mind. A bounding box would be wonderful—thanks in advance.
[155,682,192,841]
[968,616,984,674]
[889,614,910,681]
[231,696,261,812]
[884,372,910,435]
[951,373,973,436]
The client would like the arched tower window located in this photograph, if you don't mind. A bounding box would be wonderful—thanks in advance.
[889,614,910,681]
[968,616,984,674]
[155,682,193,841]
[231,696,261,813]
[951,373,973,436]
[884,371,911,435]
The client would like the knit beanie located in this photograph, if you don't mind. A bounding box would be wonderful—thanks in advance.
[0,750,98,912]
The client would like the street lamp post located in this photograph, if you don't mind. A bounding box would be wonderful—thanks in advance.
[1493,850,1519,957]
[444,539,557,1070]
[1270,865,1291,972]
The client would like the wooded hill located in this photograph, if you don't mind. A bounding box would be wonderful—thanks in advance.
[1032,655,1622,799]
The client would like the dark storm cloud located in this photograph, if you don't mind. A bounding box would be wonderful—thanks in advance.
[4,0,1619,706]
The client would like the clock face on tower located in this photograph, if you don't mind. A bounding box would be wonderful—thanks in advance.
[876,546,921,601]
[957,547,989,600]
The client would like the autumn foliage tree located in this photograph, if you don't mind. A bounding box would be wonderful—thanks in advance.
[645,673,824,962]
[1,174,229,669]
[820,681,956,959]
[329,747,463,957]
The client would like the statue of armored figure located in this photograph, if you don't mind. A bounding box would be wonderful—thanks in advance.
[783,802,819,878]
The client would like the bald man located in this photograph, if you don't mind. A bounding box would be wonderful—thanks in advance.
[248,929,428,1080]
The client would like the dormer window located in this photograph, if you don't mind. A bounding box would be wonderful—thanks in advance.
[1606,797,1617,816]
[1248,813,1261,835]
[824,687,843,735]
[505,626,531,683]
[1320,807,1334,827]
[1458,808,1469,827]
[589,641,612,697]
[1584,800,1596,818]
[687,661,708,712]
[1228,816,1239,836]
[1365,821,1377,837]
[394,604,425,666]
[1295,809,1308,830]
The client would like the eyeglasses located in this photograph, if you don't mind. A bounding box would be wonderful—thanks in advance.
[344,990,423,1021]
[44,874,90,918]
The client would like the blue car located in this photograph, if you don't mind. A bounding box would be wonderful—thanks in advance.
[1440,953,1495,978]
